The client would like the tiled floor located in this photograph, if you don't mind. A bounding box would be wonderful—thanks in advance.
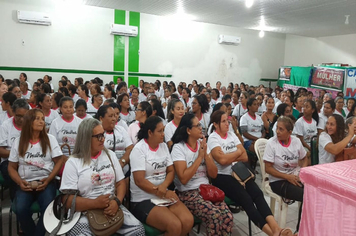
[0,165,300,236]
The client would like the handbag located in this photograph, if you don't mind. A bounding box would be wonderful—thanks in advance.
[336,145,356,162]
[199,184,225,203]
[87,149,124,235]
[231,162,255,188]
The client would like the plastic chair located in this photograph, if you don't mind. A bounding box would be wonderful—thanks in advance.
[310,135,319,165]
[254,138,289,228]
[224,196,252,236]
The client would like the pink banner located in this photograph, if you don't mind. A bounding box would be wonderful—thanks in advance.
[311,67,345,90]
[307,88,339,100]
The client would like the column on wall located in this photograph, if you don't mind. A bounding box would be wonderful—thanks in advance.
[113,9,126,83]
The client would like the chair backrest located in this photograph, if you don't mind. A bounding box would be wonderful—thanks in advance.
[310,135,319,165]
[254,138,268,191]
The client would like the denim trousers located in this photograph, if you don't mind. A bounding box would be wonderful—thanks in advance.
[15,181,56,236]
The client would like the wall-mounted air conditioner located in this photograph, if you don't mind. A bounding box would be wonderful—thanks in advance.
[218,35,241,45]
[17,10,51,26]
[110,24,138,37]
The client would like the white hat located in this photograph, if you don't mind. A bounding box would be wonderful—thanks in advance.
[44,200,81,235]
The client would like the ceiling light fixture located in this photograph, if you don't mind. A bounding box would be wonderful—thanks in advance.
[345,15,350,25]
[259,30,265,38]
[245,0,254,8]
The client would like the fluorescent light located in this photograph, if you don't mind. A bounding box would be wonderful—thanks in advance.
[259,30,265,38]
[245,0,254,8]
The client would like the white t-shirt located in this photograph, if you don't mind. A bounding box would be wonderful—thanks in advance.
[22,90,31,100]
[0,117,22,162]
[207,131,241,175]
[45,109,60,131]
[75,113,93,120]
[104,127,132,174]
[48,116,82,156]
[181,98,192,110]
[129,99,137,111]
[9,134,62,181]
[293,117,317,144]
[171,142,209,191]
[71,94,80,104]
[230,101,238,110]
[86,103,99,116]
[127,121,140,145]
[318,132,335,164]
[164,120,178,143]
[257,103,266,116]
[273,100,282,114]
[263,136,306,182]
[240,113,263,142]
[119,111,136,126]
[130,139,173,202]
[116,120,128,132]
[138,93,148,103]
[0,111,11,126]
[60,150,124,199]
[232,104,248,120]
[198,113,210,137]
[317,113,328,130]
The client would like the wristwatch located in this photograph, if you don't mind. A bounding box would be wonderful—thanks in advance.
[120,159,126,165]
[113,196,121,207]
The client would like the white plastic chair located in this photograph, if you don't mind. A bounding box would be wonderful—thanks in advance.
[254,138,289,228]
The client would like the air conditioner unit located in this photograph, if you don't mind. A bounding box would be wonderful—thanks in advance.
[17,10,51,26]
[110,24,138,37]
[218,35,241,45]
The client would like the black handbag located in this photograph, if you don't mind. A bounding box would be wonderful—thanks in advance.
[231,162,255,188]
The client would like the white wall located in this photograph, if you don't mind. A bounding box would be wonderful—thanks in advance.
[284,34,356,67]
[139,13,286,87]
[0,0,114,88]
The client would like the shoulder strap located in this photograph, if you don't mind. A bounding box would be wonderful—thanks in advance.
[104,149,117,186]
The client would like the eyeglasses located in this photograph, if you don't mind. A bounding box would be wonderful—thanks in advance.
[92,132,105,141]
[136,109,144,112]
[191,123,202,128]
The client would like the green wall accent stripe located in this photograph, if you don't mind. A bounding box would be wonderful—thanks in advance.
[0,66,171,77]
[128,11,140,87]
[113,9,126,83]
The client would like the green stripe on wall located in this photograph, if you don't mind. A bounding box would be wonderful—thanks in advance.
[0,66,171,77]
[128,11,140,87]
[113,9,126,83]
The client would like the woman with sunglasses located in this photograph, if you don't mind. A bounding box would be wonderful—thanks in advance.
[49,97,82,158]
[130,116,194,235]
[128,101,153,145]
[96,105,133,176]
[8,109,63,236]
[208,110,295,236]
[171,113,233,236]
[60,118,145,236]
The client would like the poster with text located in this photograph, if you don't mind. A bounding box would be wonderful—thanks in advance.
[345,69,356,98]
[311,67,345,90]
[279,67,291,81]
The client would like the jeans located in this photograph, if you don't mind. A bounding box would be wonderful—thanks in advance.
[0,160,17,200]
[15,181,56,236]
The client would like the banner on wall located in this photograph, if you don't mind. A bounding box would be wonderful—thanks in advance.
[311,67,345,91]
[279,67,291,81]
[283,84,302,93]
[345,69,356,98]
[307,88,339,99]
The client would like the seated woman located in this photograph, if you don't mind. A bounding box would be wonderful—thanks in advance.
[127,101,152,145]
[87,94,103,116]
[240,98,265,153]
[38,93,60,131]
[171,113,234,236]
[319,114,356,164]
[96,105,133,176]
[118,93,136,126]
[261,95,276,139]
[150,98,167,125]
[130,116,194,236]
[165,99,185,149]
[264,116,308,232]
[208,110,294,236]
[8,109,63,236]
[49,97,82,158]
[271,103,293,135]
[74,99,93,120]
[60,118,145,236]
[334,96,346,119]
[191,94,210,137]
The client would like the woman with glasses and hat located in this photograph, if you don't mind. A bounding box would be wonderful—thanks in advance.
[60,118,145,236]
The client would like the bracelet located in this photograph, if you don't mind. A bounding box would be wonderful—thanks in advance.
[113,196,121,207]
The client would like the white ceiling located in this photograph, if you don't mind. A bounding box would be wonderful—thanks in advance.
[83,0,356,38]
